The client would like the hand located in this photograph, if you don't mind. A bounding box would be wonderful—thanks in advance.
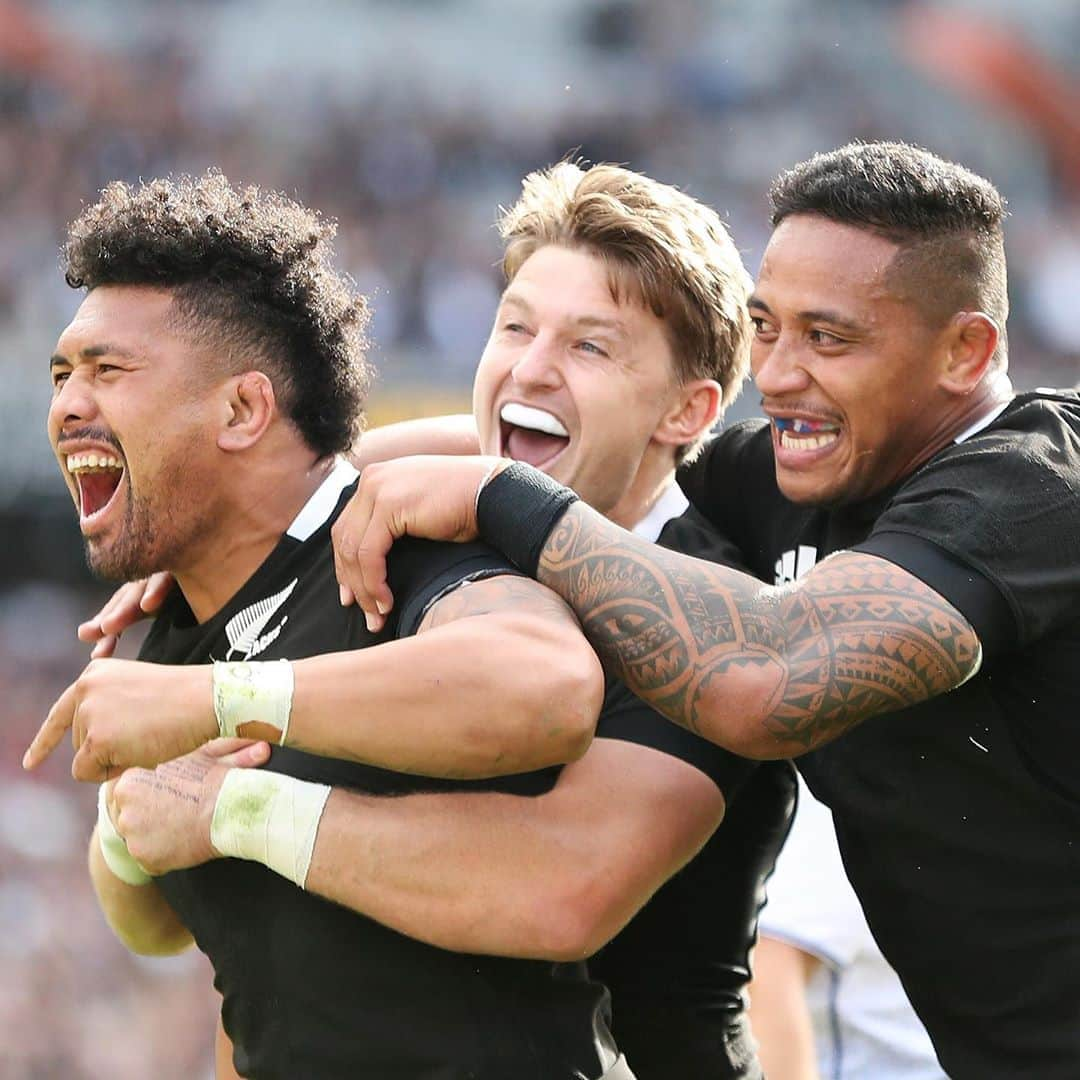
[24,658,218,780]
[332,455,506,631]
[107,739,271,874]
[78,574,175,659]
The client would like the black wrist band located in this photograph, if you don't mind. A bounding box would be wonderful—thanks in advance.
[476,462,579,576]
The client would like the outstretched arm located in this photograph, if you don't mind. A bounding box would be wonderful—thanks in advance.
[330,458,982,759]
[26,572,602,780]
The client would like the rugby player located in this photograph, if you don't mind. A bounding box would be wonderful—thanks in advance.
[36,172,635,1080]
[330,143,1080,1078]
[33,163,795,1079]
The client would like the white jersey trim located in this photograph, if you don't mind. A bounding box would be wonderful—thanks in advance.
[632,482,689,543]
[953,399,1011,444]
[286,458,359,542]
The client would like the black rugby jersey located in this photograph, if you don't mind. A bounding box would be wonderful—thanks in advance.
[144,463,619,1080]
[589,504,796,1080]
[678,389,1080,1079]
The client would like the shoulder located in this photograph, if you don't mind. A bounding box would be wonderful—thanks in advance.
[386,537,520,638]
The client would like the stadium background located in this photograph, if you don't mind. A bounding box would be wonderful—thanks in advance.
[0,0,1076,1075]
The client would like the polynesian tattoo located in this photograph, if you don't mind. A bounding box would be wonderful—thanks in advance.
[538,502,981,756]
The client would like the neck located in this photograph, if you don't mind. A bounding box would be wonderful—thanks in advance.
[175,453,338,623]
[606,444,680,530]
[914,370,1014,470]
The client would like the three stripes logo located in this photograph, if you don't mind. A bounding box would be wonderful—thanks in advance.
[774,545,819,585]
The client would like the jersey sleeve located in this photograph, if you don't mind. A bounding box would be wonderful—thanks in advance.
[596,678,754,800]
[853,410,1080,658]
[386,537,523,639]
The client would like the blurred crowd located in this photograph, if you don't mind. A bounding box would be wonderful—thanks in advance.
[1,0,1077,1074]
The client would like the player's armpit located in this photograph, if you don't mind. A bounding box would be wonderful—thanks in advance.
[537,503,981,758]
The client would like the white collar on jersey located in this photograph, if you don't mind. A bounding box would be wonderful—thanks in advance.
[632,481,690,543]
[286,457,360,542]
[953,398,1012,444]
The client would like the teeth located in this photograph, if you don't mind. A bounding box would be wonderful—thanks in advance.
[780,431,838,451]
[500,402,569,438]
[67,452,123,473]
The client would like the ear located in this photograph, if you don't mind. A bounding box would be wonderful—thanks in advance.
[216,371,277,453]
[652,378,722,449]
[939,312,999,395]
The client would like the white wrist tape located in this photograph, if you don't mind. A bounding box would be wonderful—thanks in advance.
[212,660,294,745]
[97,784,152,887]
[210,769,330,889]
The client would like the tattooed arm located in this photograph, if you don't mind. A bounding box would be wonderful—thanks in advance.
[538,501,980,759]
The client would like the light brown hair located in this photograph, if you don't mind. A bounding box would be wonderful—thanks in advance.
[499,162,753,434]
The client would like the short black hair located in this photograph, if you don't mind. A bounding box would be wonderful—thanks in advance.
[63,172,371,456]
[769,142,1009,365]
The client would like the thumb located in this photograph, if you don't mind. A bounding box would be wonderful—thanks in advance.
[207,739,272,769]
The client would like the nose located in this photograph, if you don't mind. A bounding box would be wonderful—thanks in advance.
[48,369,98,437]
[510,332,563,392]
[751,332,811,398]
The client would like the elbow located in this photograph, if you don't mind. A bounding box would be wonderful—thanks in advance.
[109,917,194,958]
[533,632,604,767]
[524,872,627,962]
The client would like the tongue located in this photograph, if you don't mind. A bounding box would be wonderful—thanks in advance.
[79,471,122,517]
[506,428,569,467]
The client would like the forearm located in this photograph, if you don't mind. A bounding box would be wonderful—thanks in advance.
[305,786,660,961]
[348,414,478,471]
[533,500,976,757]
[287,612,601,777]
[88,828,193,956]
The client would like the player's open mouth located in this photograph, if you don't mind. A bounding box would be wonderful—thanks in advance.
[66,451,126,527]
[773,417,841,453]
[499,402,570,469]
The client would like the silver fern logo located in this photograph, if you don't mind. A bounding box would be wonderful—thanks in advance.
[224,579,298,660]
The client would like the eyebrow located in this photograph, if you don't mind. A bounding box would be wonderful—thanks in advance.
[499,293,628,338]
[49,343,138,368]
[748,296,865,335]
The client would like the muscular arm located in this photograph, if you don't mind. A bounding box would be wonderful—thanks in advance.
[347,413,478,471]
[27,573,602,781]
[88,827,193,956]
[286,573,601,776]
[536,501,980,758]
[304,736,725,959]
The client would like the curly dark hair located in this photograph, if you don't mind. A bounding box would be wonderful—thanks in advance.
[769,142,1010,366]
[63,171,371,455]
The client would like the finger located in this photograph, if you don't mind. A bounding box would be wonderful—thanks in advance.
[140,572,174,613]
[72,742,109,783]
[78,582,134,642]
[99,580,152,635]
[355,517,397,629]
[91,634,120,660]
[215,741,272,769]
[202,736,262,758]
[22,682,79,769]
